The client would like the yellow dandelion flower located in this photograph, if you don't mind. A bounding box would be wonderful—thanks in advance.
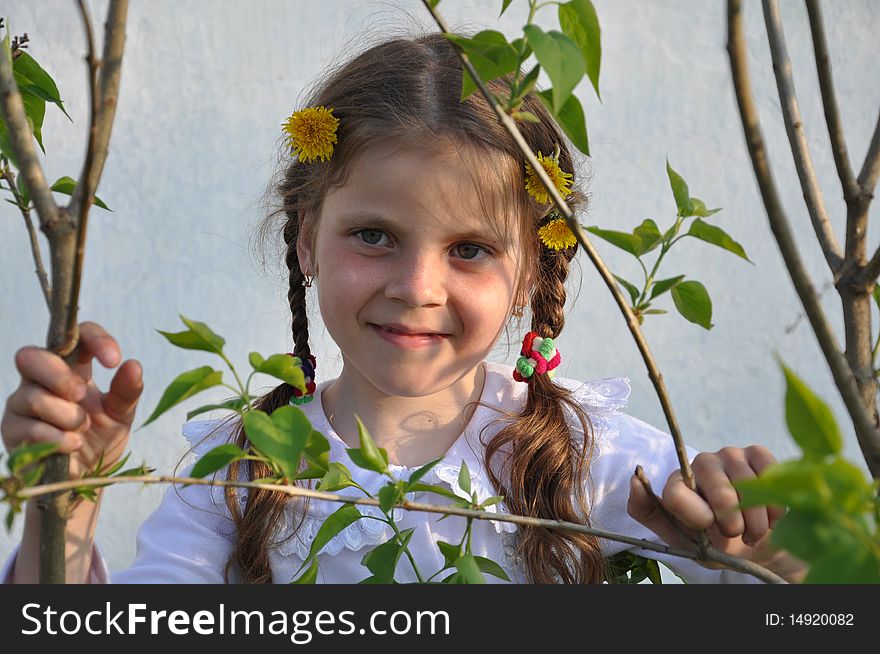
[538,218,577,250]
[524,151,573,204]
[282,106,339,163]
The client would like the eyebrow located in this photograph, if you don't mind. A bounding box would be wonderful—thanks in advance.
[336,211,512,245]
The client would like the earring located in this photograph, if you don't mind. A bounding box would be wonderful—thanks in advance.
[302,274,313,288]
[511,305,524,318]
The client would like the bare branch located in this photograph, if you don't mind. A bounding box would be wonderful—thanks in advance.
[14,473,788,584]
[728,0,880,477]
[0,167,51,307]
[0,38,60,229]
[857,109,880,204]
[763,0,843,272]
[805,0,858,204]
[419,0,699,497]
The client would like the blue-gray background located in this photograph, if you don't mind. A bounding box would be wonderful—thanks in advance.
[2,0,877,580]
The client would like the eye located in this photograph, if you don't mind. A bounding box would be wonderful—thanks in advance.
[354,229,388,246]
[453,243,490,261]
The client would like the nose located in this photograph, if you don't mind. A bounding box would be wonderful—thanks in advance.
[384,248,448,308]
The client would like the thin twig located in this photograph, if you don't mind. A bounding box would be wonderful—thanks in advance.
[12,473,787,583]
[728,0,880,477]
[1,167,51,308]
[634,465,710,551]
[418,0,699,497]
[858,109,880,202]
[805,0,857,204]
[0,35,60,229]
[763,0,843,273]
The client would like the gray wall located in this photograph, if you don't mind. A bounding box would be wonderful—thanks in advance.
[2,0,877,579]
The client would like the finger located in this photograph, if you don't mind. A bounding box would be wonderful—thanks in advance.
[744,445,787,529]
[627,472,695,549]
[720,449,769,545]
[661,469,715,531]
[72,321,122,381]
[14,347,87,403]
[7,383,90,433]
[101,359,144,425]
[2,413,83,453]
[690,453,745,538]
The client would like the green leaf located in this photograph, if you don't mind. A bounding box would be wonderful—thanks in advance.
[454,553,486,584]
[186,397,250,420]
[687,219,749,262]
[558,0,601,99]
[683,197,722,218]
[378,483,403,513]
[243,405,311,480]
[480,495,504,508]
[190,444,246,479]
[13,52,66,111]
[437,540,461,568]
[536,89,590,156]
[405,457,444,490]
[21,462,46,488]
[510,64,541,109]
[735,460,830,511]
[585,226,642,256]
[632,219,663,255]
[361,529,414,583]
[670,280,713,330]
[645,559,663,584]
[458,460,472,496]
[649,275,685,300]
[140,366,223,427]
[407,482,465,503]
[291,557,319,584]
[249,352,307,394]
[302,504,362,563]
[21,92,45,153]
[523,25,585,113]
[823,458,874,514]
[873,284,880,311]
[179,315,226,354]
[16,170,30,207]
[0,118,19,169]
[7,442,58,473]
[445,31,519,100]
[474,556,511,581]
[348,416,388,474]
[780,362,843,459]
[318,461,354,492]
[666,160,689,216]
[441,572,464,584]
[770,509,866,567]
[614,275,640,305]
[499,0,514,16]
[511,110,541,123]
[298,429,330,478]
[49,176,110,210]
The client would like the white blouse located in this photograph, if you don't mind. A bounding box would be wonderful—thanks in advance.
[3,360,762,584]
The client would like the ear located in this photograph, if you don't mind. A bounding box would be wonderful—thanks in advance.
[295,212,314,277]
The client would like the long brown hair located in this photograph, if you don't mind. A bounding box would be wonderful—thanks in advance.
[221,32,607,584]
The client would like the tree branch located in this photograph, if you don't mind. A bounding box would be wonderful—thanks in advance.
[0,167,51,308]
[419,0,700,499]
[13,473,788,584]
[857,108,880,208]
[728,0,880,478]
[805,0,857,205]
[763,0,843,272]
[0,36,59,229]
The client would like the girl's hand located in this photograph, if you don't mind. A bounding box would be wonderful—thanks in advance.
[1,321,144,480]
[626,446,807,583]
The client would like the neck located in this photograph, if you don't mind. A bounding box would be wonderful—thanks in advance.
[321,362,486,467]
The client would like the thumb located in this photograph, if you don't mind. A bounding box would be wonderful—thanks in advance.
[627,472,689,549]
[102,359,144,426]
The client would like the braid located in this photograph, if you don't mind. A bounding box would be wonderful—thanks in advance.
[530,243,574,338]
[283,217,312,362]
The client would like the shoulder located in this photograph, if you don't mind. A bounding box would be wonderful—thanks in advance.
[181,415,241,456]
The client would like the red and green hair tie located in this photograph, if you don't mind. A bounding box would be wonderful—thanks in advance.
[513,331,561,382]
[287,353,317,405]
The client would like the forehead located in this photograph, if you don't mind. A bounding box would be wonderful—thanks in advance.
[320,140,522,245]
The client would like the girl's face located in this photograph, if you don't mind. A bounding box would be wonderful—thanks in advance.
[299,140,526,398]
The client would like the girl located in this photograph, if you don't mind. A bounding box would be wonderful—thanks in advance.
[1,33,804,584]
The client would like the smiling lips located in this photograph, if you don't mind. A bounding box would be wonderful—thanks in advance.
[369,323,449,349]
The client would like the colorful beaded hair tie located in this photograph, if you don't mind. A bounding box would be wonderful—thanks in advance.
[513,331,561,382]
[287,353,317,405]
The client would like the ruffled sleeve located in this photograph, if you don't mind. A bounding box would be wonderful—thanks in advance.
[110,417,240,583]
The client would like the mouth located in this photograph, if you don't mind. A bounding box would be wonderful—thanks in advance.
[368,323,450,348]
